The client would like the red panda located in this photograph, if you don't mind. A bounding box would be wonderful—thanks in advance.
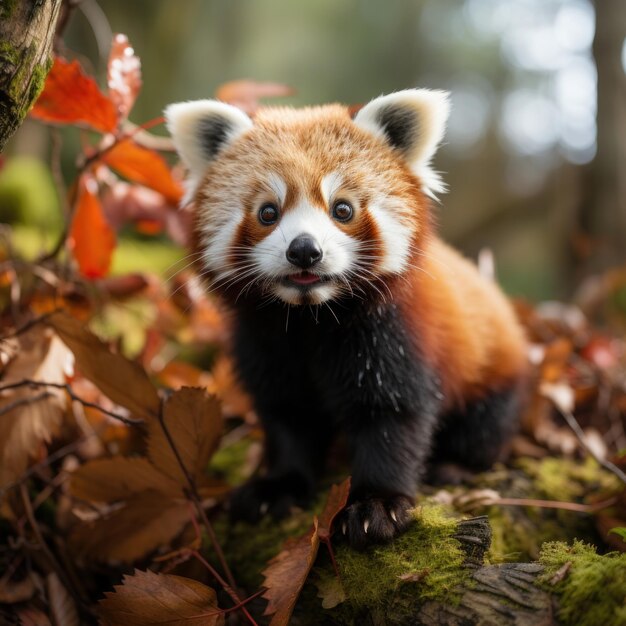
[165,90,528,548]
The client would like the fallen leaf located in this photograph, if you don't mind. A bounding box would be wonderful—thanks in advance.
[262,520,320,626]
[31,57,117,133]
[70,457,179,502]
[68,174,116,280]
[98,569,223,626]
[315,574,346,609]
[107,34,142,122]
[103,139,183,203]
[47,573,79,626]
[317,477,351,541]
[215,80,294,115]
[0,327,73,489]
[47,311,160,420]
[0,576,37,603]
[147,387,223,486]
[69,491,190,562]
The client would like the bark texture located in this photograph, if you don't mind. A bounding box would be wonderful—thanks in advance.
[583,0,626,270]
[0,0,62,152]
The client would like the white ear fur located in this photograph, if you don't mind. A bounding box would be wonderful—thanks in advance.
[164,100,253,202]
[353,89,450,197]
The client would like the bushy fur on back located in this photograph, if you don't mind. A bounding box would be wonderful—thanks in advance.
[165,90,527,548]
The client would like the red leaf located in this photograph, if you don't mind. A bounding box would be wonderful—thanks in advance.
[107,34,142,122]
[215,80,294,115]
[68,175,116,279]
[31,57,117,133]
[102,139,183,203]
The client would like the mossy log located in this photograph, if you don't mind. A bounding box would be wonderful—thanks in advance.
[0,0,62,152]
[319,516,558,626]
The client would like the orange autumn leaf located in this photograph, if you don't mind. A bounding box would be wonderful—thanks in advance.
[31,57,117,133]
[68,175,116,279]
[102,139,183,204]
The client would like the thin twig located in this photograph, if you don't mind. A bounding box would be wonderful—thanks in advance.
[0,309,62,341]
[190,550,258,626]
[0,379,142,426]
[0,391,52,417]
[156,405,236,588]
[555,404,626,485]
[19,484,87,606]
[494,495,618,514]
[156,406,258,624]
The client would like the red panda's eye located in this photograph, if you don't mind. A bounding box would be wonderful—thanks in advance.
[332,200,353,222]
[258,203,279,225]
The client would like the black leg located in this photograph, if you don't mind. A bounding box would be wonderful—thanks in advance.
[431,384,523,474]
[339,412,437,549]
[229,408,332,523]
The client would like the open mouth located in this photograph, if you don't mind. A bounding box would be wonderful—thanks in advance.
[283,271,329,287]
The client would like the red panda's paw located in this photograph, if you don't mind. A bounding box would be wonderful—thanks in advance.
[229,474,314,524]
[337,495,414,550]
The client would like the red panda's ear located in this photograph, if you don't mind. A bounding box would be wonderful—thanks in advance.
[353,89,450,196]
[164,100,253,202]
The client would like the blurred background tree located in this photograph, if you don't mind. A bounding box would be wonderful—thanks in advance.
[2,0,625,302]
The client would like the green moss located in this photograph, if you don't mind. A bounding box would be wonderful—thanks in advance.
[539,540,626,626]
[0,40,20,65]
[468,458,618,562]
[211,438,254,486]
[27,55,51,105]
[212,501,322,589]
[324,504,468,620]
[518,456,621,501]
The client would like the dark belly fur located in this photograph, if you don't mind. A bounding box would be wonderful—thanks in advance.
[229,296,520,548]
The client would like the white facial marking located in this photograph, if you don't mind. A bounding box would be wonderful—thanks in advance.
[368,198,413,273]
[199,198,244,282]
[320,172,343,205]
[265,173,287,205]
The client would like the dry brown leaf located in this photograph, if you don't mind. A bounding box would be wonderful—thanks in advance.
[317,477,351,541]
[147,387,222,485]
[315,574,346,610]
[47,312,160,420]
[70,457,180,502]
[0,327,72,488]
[69,491,190,562]
[0,575,37,603]
[47,572,79,626]
[98,569,223,626]
[262,520,320,626]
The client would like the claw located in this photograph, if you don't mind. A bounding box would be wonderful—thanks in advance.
[259,502,269,516]
[390,510,398,523]
[363,519,370,534]
[342,522,347,535]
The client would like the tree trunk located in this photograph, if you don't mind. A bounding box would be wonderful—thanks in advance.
[582,0,626,270]
[0,0,62,152]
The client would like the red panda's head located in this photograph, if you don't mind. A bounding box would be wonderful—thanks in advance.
[165,89,449,305]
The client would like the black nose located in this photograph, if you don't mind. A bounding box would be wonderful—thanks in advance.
[286,235,323,269]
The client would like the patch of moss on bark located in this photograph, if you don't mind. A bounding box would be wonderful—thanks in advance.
[538,540,626,626]
[465,457,616,561]
[312,504,470,624]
